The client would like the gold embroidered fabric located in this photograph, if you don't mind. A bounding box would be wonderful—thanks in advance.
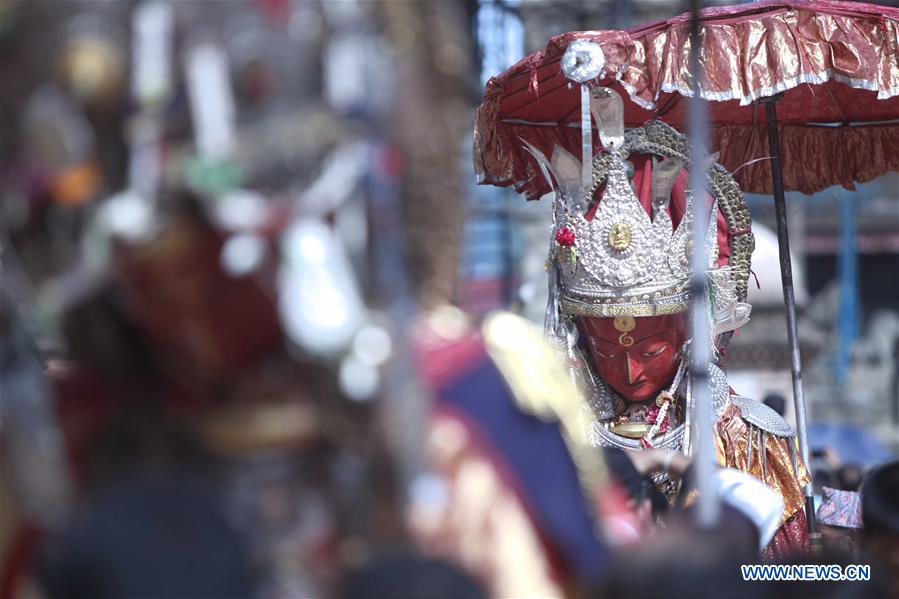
[714,402,810,523]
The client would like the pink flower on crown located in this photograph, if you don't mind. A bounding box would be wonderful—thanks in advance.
[555,226,575,246]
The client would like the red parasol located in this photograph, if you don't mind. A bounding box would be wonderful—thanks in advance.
[474,0,899,198]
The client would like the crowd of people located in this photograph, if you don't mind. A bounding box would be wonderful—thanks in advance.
[2,291,898,599]
[1,217,898,597]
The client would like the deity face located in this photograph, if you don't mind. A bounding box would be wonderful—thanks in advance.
[577,313,688,403]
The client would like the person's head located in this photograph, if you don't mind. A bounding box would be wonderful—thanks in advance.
[816,486,863,555]
[861,460,899,596]
[837,464,864,492]
[819,524,860,556]
[577,313,687,403]
[861,461,899,536]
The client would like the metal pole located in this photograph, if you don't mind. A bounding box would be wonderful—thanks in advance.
[761,98,817,535]
[687,0,719,530]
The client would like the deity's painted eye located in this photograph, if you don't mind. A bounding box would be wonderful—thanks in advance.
[640,346,667,357]
[596,351,616,359]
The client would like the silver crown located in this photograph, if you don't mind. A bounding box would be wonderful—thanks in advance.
[523,116,751,327]
[553,153,719,317]
[566,153,718,292]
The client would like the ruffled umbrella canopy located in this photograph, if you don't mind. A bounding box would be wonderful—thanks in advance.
[474,0,899,198]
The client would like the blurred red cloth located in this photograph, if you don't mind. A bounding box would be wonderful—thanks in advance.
[116,217,281,388]
[764,509,810,561]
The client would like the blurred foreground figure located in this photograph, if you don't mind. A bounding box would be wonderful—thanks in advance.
[5,197,409,599]
[0,293,74,599]
[600,511,758,598]
[410,308,634,596]
[40,472,253,599]
[473,84,810,558]
[338,550,484,599]
[861,460,899,596]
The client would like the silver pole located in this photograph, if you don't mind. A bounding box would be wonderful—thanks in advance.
[761,98,817,536]
[687,0,719,529]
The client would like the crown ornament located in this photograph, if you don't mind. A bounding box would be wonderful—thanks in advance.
[540,149,720,318]
[523,105,750,326]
